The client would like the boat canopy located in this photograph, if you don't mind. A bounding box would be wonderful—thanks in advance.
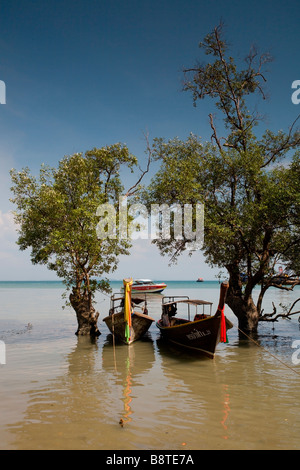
[111,294,147,303]
[162,296,213,321]
[162,299,213,307]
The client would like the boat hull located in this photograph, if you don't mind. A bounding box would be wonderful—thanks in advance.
[156,314,233,358]
[103,311,155,345]
[132,286,166,294]
[131,284,166,294]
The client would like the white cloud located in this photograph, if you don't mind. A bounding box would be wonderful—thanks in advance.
[0,210,18,245]
[0,209,56,280]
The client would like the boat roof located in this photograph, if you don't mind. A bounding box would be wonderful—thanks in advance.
[163,299,213,306]
[111,294,147,302]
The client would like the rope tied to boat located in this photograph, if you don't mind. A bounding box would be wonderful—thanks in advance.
[232,320,300,377]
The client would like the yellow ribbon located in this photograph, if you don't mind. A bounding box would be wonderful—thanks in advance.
[123,278,133,342]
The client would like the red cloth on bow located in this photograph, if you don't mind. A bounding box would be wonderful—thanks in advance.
[219,305,228,343]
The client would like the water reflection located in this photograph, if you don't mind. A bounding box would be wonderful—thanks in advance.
[102,334,156,427]
[155,336,235,442]
[6,335,158,449]
[220,384,230,441]
[122,356,133,426]
[3,318,300,450]
[2,283,300,450]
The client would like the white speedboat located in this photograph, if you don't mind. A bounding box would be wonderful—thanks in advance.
[130,279,167,294]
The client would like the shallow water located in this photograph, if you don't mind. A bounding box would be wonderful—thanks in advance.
[0,281,300,450]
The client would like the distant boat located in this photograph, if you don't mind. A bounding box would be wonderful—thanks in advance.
[129,279,167,294]
[156,282,233,358]
[103,279,155,345]
[196,277,204,282]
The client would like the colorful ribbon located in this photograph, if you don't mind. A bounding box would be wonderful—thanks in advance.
[124,279,133,344]
[219,305,228,343]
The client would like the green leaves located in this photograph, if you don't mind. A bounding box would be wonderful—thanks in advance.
[183,23,273,154]
[146,132,299,292]
[10,144,137,301]
[155,23,300,298]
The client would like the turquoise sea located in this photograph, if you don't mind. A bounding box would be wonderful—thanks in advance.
[0,280,300,450]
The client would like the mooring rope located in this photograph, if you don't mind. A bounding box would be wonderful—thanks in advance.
[232,321,300,377]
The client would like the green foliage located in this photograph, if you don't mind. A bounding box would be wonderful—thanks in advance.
[10,144,137,301]
[280,152,300,274]
[147,136,300,279]
[146,24,300,325]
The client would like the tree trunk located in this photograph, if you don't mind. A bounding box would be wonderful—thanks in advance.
[226,290,259,334]
[225,267,260,334]
[70,289,101,337]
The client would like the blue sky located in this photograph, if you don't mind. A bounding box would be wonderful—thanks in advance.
[0,0,299,281]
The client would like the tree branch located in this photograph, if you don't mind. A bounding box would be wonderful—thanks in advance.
[124,132,152,197]
[261,114,300,168]
[260,298,300,322]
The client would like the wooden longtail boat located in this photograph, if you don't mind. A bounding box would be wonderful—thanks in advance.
[156,282,233,358]
[103,278,155,345]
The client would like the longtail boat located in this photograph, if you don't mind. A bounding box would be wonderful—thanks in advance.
[103,278,155,345]
[156,282,233,358]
